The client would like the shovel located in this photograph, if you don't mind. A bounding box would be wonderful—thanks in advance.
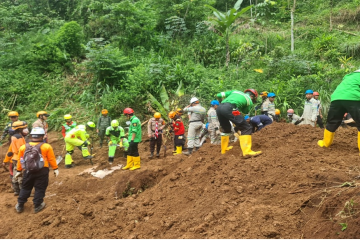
[56,155,63,165]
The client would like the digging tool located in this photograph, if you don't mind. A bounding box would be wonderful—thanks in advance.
[56,145,65,165]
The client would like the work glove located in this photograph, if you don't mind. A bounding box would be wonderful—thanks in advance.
[108,141,113,146]
[119,141,123,148]
[54,169,59,177]
[82,141,89,147]
[14,171,22,180]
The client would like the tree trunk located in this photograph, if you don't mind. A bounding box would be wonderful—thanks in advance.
[290,0,296,52]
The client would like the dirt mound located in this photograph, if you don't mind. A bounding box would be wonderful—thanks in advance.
[0,124,359,238]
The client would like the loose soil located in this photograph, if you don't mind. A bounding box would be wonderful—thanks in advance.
[0,123,359,238]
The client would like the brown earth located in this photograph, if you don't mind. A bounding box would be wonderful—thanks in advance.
[0,123,359,239]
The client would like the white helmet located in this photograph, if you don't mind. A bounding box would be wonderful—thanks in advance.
[190,97,199,104]
[77,125,86,130]
[30,127,45,137]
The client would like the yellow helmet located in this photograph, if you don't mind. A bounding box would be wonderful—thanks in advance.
[101,109,108,115]
[275,109,281,115]
[64,114,72,120]
[176,108,183,116]
[12,121,28,130]
[168,111,176,119]
[260,91,268,97]
[37,111,49,118]
[8,111,19,117]
[87,122,96,128]
[154,112,161,118]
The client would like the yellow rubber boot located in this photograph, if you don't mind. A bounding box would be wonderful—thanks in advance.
[221,135,233,154]
[122,156,134,170]
[64,153,73,168]
[173,146,182,155]
[317,129,335,148]
[239,135,262,158]
[130,156,141,171]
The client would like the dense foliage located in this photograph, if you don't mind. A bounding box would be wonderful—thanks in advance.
[1,0,360,129]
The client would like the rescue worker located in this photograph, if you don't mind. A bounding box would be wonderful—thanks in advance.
[299,90,317,127]
[6,121,29,195]
[182,97,206,155]
[0,111,19,143]
[244,115,273,133]
[61,114,77,137]
[97,109,111,148]
[14,127,59,214]
[255,91,268,115]
[274,109,281,122]
[106,120,129,164]
[148,112,166,158]
[64,122,94,169]
[313,92,324,128]
[287,109,302,125]
[262,92,276,120]
[318,69,360,155]
[216,89,262,157]
[32,111,50,143]
[122,108,142,170]
[207,100,221,144]
[169,111,185,155]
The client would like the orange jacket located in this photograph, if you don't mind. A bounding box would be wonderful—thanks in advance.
[17,142,58,171]
[3,145,13,163]
[10,134,26,161]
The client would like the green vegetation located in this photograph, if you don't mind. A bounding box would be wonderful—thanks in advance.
[1,0,360,129]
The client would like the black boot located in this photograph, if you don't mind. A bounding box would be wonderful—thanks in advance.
[156,152,160,158]
[183,148,193,155]
[15,203,24,213]
[13,182,20,196]
[108,157,114,164]
[100,142,103,148]
[149,152,154,159]
[34,202,46,213]
[195,147,200,152]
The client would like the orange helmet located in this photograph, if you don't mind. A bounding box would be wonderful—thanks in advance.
[168,111,176,119]
[101,109,108,115]
[36,111,49,118]
[275,109,280,115]
[8,111,19,117]
[12,121,28,130]
[154,112,161,118]
[313,92,319,96]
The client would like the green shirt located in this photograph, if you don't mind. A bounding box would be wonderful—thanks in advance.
[128,115,142,143]
[331,71,360,102]
[97,115,111,130]
[217,90,253,114]
[106,126,125,142]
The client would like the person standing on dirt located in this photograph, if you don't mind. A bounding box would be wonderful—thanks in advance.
[216,89,262,157]
[106,120,129,164]
[97,109,111,148]
[148,112,166,158]
[5,121,29,196]
[61,114,77,137]
[169,111,185,155]
[313,92,324,128]
[64,123,94,169]
[122,108,142,170]
[299,90,317,127]
[32,111,50,143]
[182,97,206,155]
[207,100,221,144]
[318,69,360,155]
[254,91,268,115]
[14,127,59,214]
[287,109,302,125]
[244,115,273,133]
[0,111,19,144]
[262,92,276,120]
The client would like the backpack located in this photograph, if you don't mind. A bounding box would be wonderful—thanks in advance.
[24,142,45,172]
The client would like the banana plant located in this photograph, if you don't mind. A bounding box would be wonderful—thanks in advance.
[206,0,252,67]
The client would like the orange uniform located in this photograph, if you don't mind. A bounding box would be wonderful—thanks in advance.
[10,134,26,161]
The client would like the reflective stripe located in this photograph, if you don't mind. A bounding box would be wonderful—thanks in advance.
[221,92,226,98]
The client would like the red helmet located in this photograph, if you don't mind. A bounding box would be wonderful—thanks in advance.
[313,92,319,96]
[123,108,134,115]
[244,89,258,98]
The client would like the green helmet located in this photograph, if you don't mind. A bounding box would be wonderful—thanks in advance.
[87,121,96,128]
[111,120,119,128]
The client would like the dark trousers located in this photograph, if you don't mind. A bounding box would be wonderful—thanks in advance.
[326,100,360,132]
[18,167,49,207]
[174,134,185,147]
[128,142,139,157]
[98,129,106,144]
[150,134,162,153]
[216,102,252,135]
[317,115,324,128]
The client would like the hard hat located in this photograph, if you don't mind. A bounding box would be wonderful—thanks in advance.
[267,92,276,98]
[12,121,28,130]
[305,89,313,94]
[205,123,209,130]
[275,109,280,115]
[176,108,183,115]
[154,112,161,118]
[287,109,294,114]
[77,125,86,130]
[8,111,19,117]
[101,109,108,115]
[123,108,134,115]
[87,121,96,128]
[37,111,50,118]
[210,100,220,106]
[168,111,176,119]
[30,127,45,136]
[313,91,319,96]
[111,120,119,128]
[260,91,268,97]
[64,114,72,120]
[190,97,199,104]
[244,89,258,98]
[244,115,250,120]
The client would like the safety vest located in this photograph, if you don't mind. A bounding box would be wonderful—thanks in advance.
[63,121,77,134]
